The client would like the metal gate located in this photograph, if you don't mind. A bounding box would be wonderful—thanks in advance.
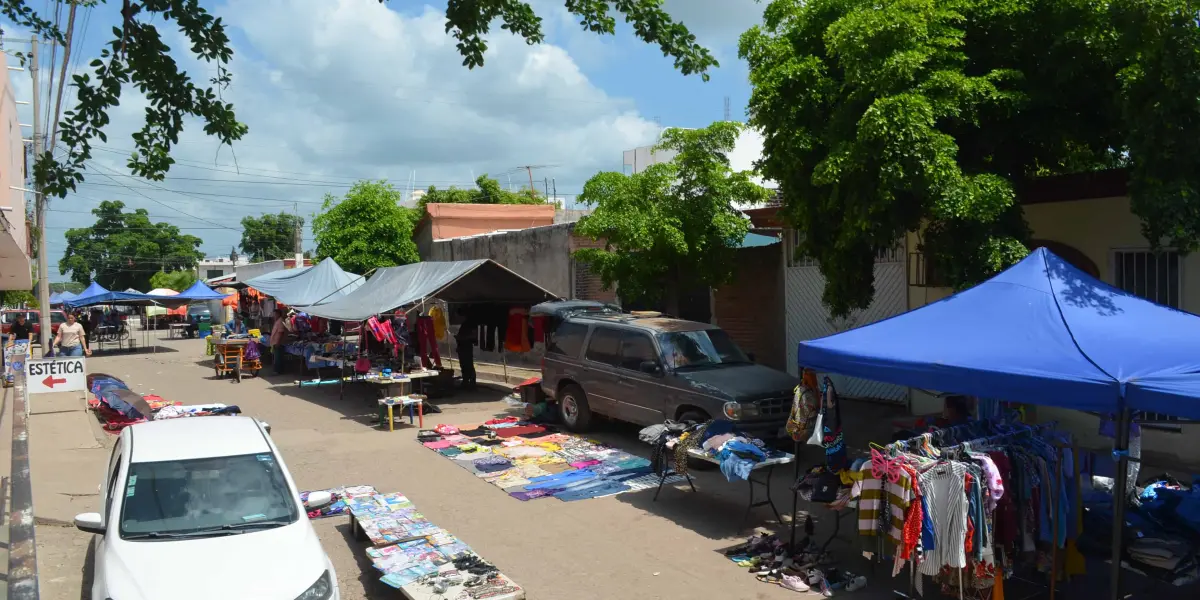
[784,236,908,402]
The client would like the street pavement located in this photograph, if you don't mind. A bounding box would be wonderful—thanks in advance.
[28,335,1174,599]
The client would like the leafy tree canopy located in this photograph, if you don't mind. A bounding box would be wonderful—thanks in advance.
[574,121,771,310]
[149,269,194,292]
[5,0,715,200]
[740,0,1200,317]
[421,175,544,211]
[240,212,302,262]
[58,200,203,290]
[312,181,420,274]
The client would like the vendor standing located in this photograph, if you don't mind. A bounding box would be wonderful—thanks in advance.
[455,308,478,389]
[269,310,287,374]
[53,312,91,357]
[6,313,34,347]
[4,313,34,370]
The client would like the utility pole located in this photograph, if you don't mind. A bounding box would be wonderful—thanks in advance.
[293,201,302,267]
[525,166,535,195]
[31,37,51,356]
[552,178,557,206]
[543,177,549,201]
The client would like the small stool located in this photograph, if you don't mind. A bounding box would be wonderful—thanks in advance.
[377,397,424,431]
[205,336,214,355]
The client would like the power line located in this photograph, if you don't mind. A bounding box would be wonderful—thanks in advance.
[80,158,239,231]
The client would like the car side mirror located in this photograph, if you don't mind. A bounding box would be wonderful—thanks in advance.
[305,491,334,510]
[639,361,663,376]
[74,512,105,535]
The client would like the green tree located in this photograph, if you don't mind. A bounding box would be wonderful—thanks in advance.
[421,175,544,210]
[574,121,771,313]
[6,1,716,200]
[149,269,195,292]
[312,181,419,274]
[1,289,36,307]
[58,200,203,290]
[239,212,302,262]
[740,0,1200,317]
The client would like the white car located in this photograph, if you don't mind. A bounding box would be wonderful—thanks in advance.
[74,416,339,600]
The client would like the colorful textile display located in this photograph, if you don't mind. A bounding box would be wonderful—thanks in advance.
[419,421,676,502]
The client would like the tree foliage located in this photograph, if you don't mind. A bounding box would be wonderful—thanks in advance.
[149,269,194,292]
[58,200,203,290]
[574,121,771,309]
[4,0,715,200]
[740,0,1200,317]
[312,181,420,275]
[240,212,302,262]
[421,175,544,210]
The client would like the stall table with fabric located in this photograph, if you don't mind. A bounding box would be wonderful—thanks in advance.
[641,420,795,528]
[793,247,1200,600]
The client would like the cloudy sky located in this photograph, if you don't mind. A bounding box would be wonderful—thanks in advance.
[3,0,765,282]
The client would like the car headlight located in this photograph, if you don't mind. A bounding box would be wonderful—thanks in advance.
[295,571,333,600]
[723,401,759,420]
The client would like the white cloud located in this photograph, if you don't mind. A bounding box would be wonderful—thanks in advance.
[44,0,663,272]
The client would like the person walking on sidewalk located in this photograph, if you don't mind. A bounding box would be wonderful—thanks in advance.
[53,312,91,357]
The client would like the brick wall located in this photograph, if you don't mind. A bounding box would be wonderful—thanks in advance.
[568,233,619,303]
[713,244,786,371]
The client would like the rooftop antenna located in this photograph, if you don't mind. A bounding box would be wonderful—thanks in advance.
[723,96,731,121]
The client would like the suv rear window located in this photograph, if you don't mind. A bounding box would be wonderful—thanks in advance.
[584,326,622,366]
[547,322,588,357]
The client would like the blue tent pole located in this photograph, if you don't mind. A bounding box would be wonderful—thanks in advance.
[1109,406,1131,600]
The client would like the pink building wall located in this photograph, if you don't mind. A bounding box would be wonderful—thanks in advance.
[0,49,31,291]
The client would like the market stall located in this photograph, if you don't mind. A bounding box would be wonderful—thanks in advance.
[297,260,559,407]
[793,247,1200,599]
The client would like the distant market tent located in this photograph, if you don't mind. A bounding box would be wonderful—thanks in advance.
[242,258,362,307]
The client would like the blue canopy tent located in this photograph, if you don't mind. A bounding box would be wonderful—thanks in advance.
[797,247,1200,598]
[242,258,362,307]
[172,280,231,302]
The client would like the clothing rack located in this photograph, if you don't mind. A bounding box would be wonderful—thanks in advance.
[877,418,1072,600]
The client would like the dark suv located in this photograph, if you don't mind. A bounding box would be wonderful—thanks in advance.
[537,301,800,435]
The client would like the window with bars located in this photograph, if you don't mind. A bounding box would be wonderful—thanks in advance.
[1114,249,1183,427]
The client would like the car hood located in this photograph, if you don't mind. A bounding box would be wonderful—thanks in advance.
[103,521,328,600]
[676,363,800,401]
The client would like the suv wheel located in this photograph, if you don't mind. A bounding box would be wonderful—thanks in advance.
[558,384,592,432]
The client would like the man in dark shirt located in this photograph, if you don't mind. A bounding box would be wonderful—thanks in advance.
[8,313,33,345]
[455,308,478,389]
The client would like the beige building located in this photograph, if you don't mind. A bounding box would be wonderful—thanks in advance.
[0,51,31,291]
[905,170,1199,466]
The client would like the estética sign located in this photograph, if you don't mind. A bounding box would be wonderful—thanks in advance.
[26,357,87,395]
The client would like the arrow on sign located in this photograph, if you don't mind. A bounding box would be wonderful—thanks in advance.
[42,376,67,388]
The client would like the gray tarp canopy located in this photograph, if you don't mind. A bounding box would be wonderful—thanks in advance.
[242,257,363,307]
[300,259,559,321]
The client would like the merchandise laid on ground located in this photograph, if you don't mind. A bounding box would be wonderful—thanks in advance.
[341,486,525,599]
[86,372,242,432]
[418,417,684,502]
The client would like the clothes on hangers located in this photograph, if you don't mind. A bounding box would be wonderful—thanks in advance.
[415,316,442,369]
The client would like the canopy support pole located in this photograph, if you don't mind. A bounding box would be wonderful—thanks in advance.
[1109,406,1131,600]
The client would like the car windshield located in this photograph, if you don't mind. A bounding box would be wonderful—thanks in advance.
[119,452,298,539]
[657,329,750,370]
[50,312,66,324]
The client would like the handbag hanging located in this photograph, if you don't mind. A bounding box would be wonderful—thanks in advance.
[820,377,849,471]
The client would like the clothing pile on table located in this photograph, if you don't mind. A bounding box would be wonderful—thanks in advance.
[723,531,867,595]
[348,489,524,597]
[86,373,241,432]
[419,417,679,502]
[641,419,786,482]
